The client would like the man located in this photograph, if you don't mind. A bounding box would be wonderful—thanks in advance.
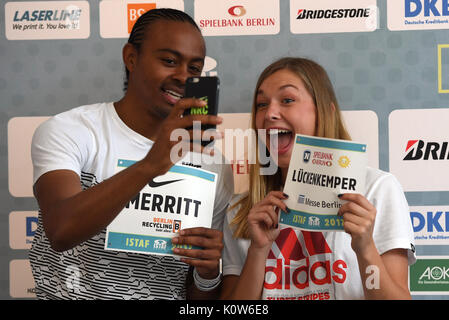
[29,8,233,299]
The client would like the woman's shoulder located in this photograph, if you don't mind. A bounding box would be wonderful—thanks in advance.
[365,166,402,190]
[365,166,407,205]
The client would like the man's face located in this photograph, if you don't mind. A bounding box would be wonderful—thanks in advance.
[128,20,206,118]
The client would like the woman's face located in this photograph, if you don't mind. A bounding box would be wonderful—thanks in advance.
[255,69,317,170]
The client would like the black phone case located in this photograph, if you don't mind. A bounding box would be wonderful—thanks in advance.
[183,76,220,146]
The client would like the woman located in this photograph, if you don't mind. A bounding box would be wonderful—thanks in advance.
[221,57,415,300]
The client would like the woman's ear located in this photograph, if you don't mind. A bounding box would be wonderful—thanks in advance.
[330,102,336,113]
[122,43,137,74]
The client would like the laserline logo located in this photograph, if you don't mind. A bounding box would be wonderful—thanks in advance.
[5,1,90,40]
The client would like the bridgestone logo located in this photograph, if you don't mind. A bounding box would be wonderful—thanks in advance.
[403,140,449,160]
[297,8,371,20]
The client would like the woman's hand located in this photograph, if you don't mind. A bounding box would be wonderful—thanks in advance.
[247,191,289,252]
[338,193,377,255]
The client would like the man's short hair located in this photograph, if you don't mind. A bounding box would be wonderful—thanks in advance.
[123,8,201,91]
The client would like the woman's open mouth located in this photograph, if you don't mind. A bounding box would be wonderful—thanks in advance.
[267,128,294,155]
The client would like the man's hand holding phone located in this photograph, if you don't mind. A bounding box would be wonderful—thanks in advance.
[183,76,220,147]
[142,96,222,177]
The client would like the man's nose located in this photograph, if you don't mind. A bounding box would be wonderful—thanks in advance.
[172,64,190,84]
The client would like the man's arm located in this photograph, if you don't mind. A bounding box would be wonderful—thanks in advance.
[34,160,157,252]
[35,98,222,252]
[173,227,223,299]
[186,266,222,300]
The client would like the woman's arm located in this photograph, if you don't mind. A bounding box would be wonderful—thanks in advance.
[338,193,411,300]
[356,246,411,299]
[220,191,288,300]
[221,244,272,300]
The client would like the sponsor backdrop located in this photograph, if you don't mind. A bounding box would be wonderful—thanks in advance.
[1,0,449,299]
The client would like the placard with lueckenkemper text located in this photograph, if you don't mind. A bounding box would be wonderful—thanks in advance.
[280,134,367,231]
[105,159,217,257]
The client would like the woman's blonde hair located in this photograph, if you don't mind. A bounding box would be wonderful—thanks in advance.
[230,57,351,239]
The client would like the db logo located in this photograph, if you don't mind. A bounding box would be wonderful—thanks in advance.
[127,3,156,33]
[228,5,246,17]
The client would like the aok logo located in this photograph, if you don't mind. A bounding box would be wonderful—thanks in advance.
[127,3,156,33]
[403,140,449,160]
[228,5,246,17]
[405,0,449,17]
[264,228,347,290]
[419,266,449,281]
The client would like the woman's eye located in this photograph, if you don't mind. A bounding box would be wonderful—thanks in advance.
[256,102,268,109]
[282,98,294,104]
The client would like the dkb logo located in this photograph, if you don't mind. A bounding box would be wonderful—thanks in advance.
[405,0,449,17]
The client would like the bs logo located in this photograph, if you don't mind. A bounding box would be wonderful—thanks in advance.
[127,3,156,33]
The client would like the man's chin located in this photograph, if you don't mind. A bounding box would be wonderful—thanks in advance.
[149,104,173,119]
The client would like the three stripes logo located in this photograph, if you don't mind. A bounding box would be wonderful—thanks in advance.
[264,228,347,291]
[267,228,332,261]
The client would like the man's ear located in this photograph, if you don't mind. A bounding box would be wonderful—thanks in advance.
[123,43,137,73]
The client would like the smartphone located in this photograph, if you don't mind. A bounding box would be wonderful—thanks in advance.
[183,76,220,146]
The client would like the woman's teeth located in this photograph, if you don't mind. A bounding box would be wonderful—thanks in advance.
[268,129,292,135]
